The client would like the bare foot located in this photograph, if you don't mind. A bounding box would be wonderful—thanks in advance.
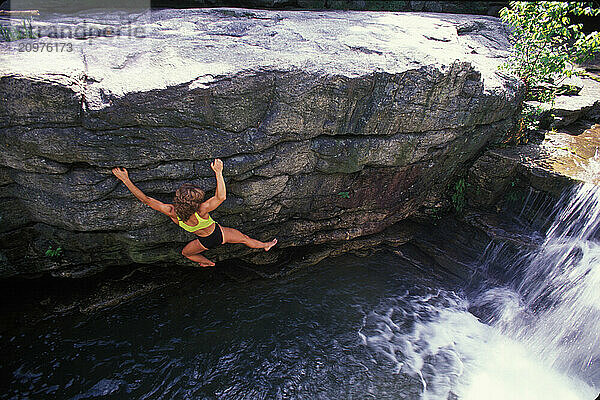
[184,254,215,267]
[264,238,277,251]
[196,261,215,267]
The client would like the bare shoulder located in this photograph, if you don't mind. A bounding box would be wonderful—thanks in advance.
[162,203,177,218]
[198,202,211,218]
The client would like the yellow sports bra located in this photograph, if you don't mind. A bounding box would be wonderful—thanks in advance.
[177,212,215,232]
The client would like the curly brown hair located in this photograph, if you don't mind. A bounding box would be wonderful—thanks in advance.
[173,183,205,221]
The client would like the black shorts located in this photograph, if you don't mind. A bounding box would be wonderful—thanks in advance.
[196,223,223,249]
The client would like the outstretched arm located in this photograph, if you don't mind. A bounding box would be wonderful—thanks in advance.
[112,167,174,217]
[201,159,226,213]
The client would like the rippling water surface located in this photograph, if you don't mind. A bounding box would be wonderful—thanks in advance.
[0,253,447,399]
[1,248,596,399]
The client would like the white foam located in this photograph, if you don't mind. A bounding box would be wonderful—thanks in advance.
[359,291,596,400]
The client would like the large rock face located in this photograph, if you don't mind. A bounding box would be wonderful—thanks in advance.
[1,1,509,15]
[0,8,523,278]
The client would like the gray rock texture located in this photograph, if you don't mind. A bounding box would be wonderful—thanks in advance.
[0,8,523,278]
[551,74,600,128]
[466,122,600,212]
[525,73,600,129]
[2,1,508,16]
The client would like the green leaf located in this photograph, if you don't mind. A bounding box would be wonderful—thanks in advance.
[499,0,600,115]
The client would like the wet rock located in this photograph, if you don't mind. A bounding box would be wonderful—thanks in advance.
[463,211,542,249]
[0,8,523,279]
[50,264,108,279]
[466,123,600,213]
[466,146,576,211]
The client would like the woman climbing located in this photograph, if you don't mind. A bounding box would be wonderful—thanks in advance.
[111,159,277,267]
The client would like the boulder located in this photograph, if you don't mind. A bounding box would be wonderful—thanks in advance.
[0,8,523,278]
[4,1,508,16]
[551,74,600,128]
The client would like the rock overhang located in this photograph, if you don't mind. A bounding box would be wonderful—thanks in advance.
[1,8,515,101]
[0,7,526,277]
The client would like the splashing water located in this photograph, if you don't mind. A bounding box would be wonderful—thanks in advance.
[361,182,600,398]
[359,289,595,400]
[478,182,600,384]
[576,147,600,184]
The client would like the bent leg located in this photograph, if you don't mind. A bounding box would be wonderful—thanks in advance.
[182,239,215,267]
[221,226,277,251]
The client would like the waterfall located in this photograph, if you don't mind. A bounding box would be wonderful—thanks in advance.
[359,182,600,399]
[475,182,600,386]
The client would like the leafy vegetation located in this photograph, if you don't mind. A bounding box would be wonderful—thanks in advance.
[451,178,468,214]
[499,1,600,143]
[500,2,600,88]
[45,246,63,258]
[0,17,37,41]
[505,178,523,203]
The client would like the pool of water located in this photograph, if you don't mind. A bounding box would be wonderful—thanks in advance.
[1,250,595,400]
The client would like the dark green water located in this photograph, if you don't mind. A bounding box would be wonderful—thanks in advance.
[1,250,595,399]
[1,252,458,399]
